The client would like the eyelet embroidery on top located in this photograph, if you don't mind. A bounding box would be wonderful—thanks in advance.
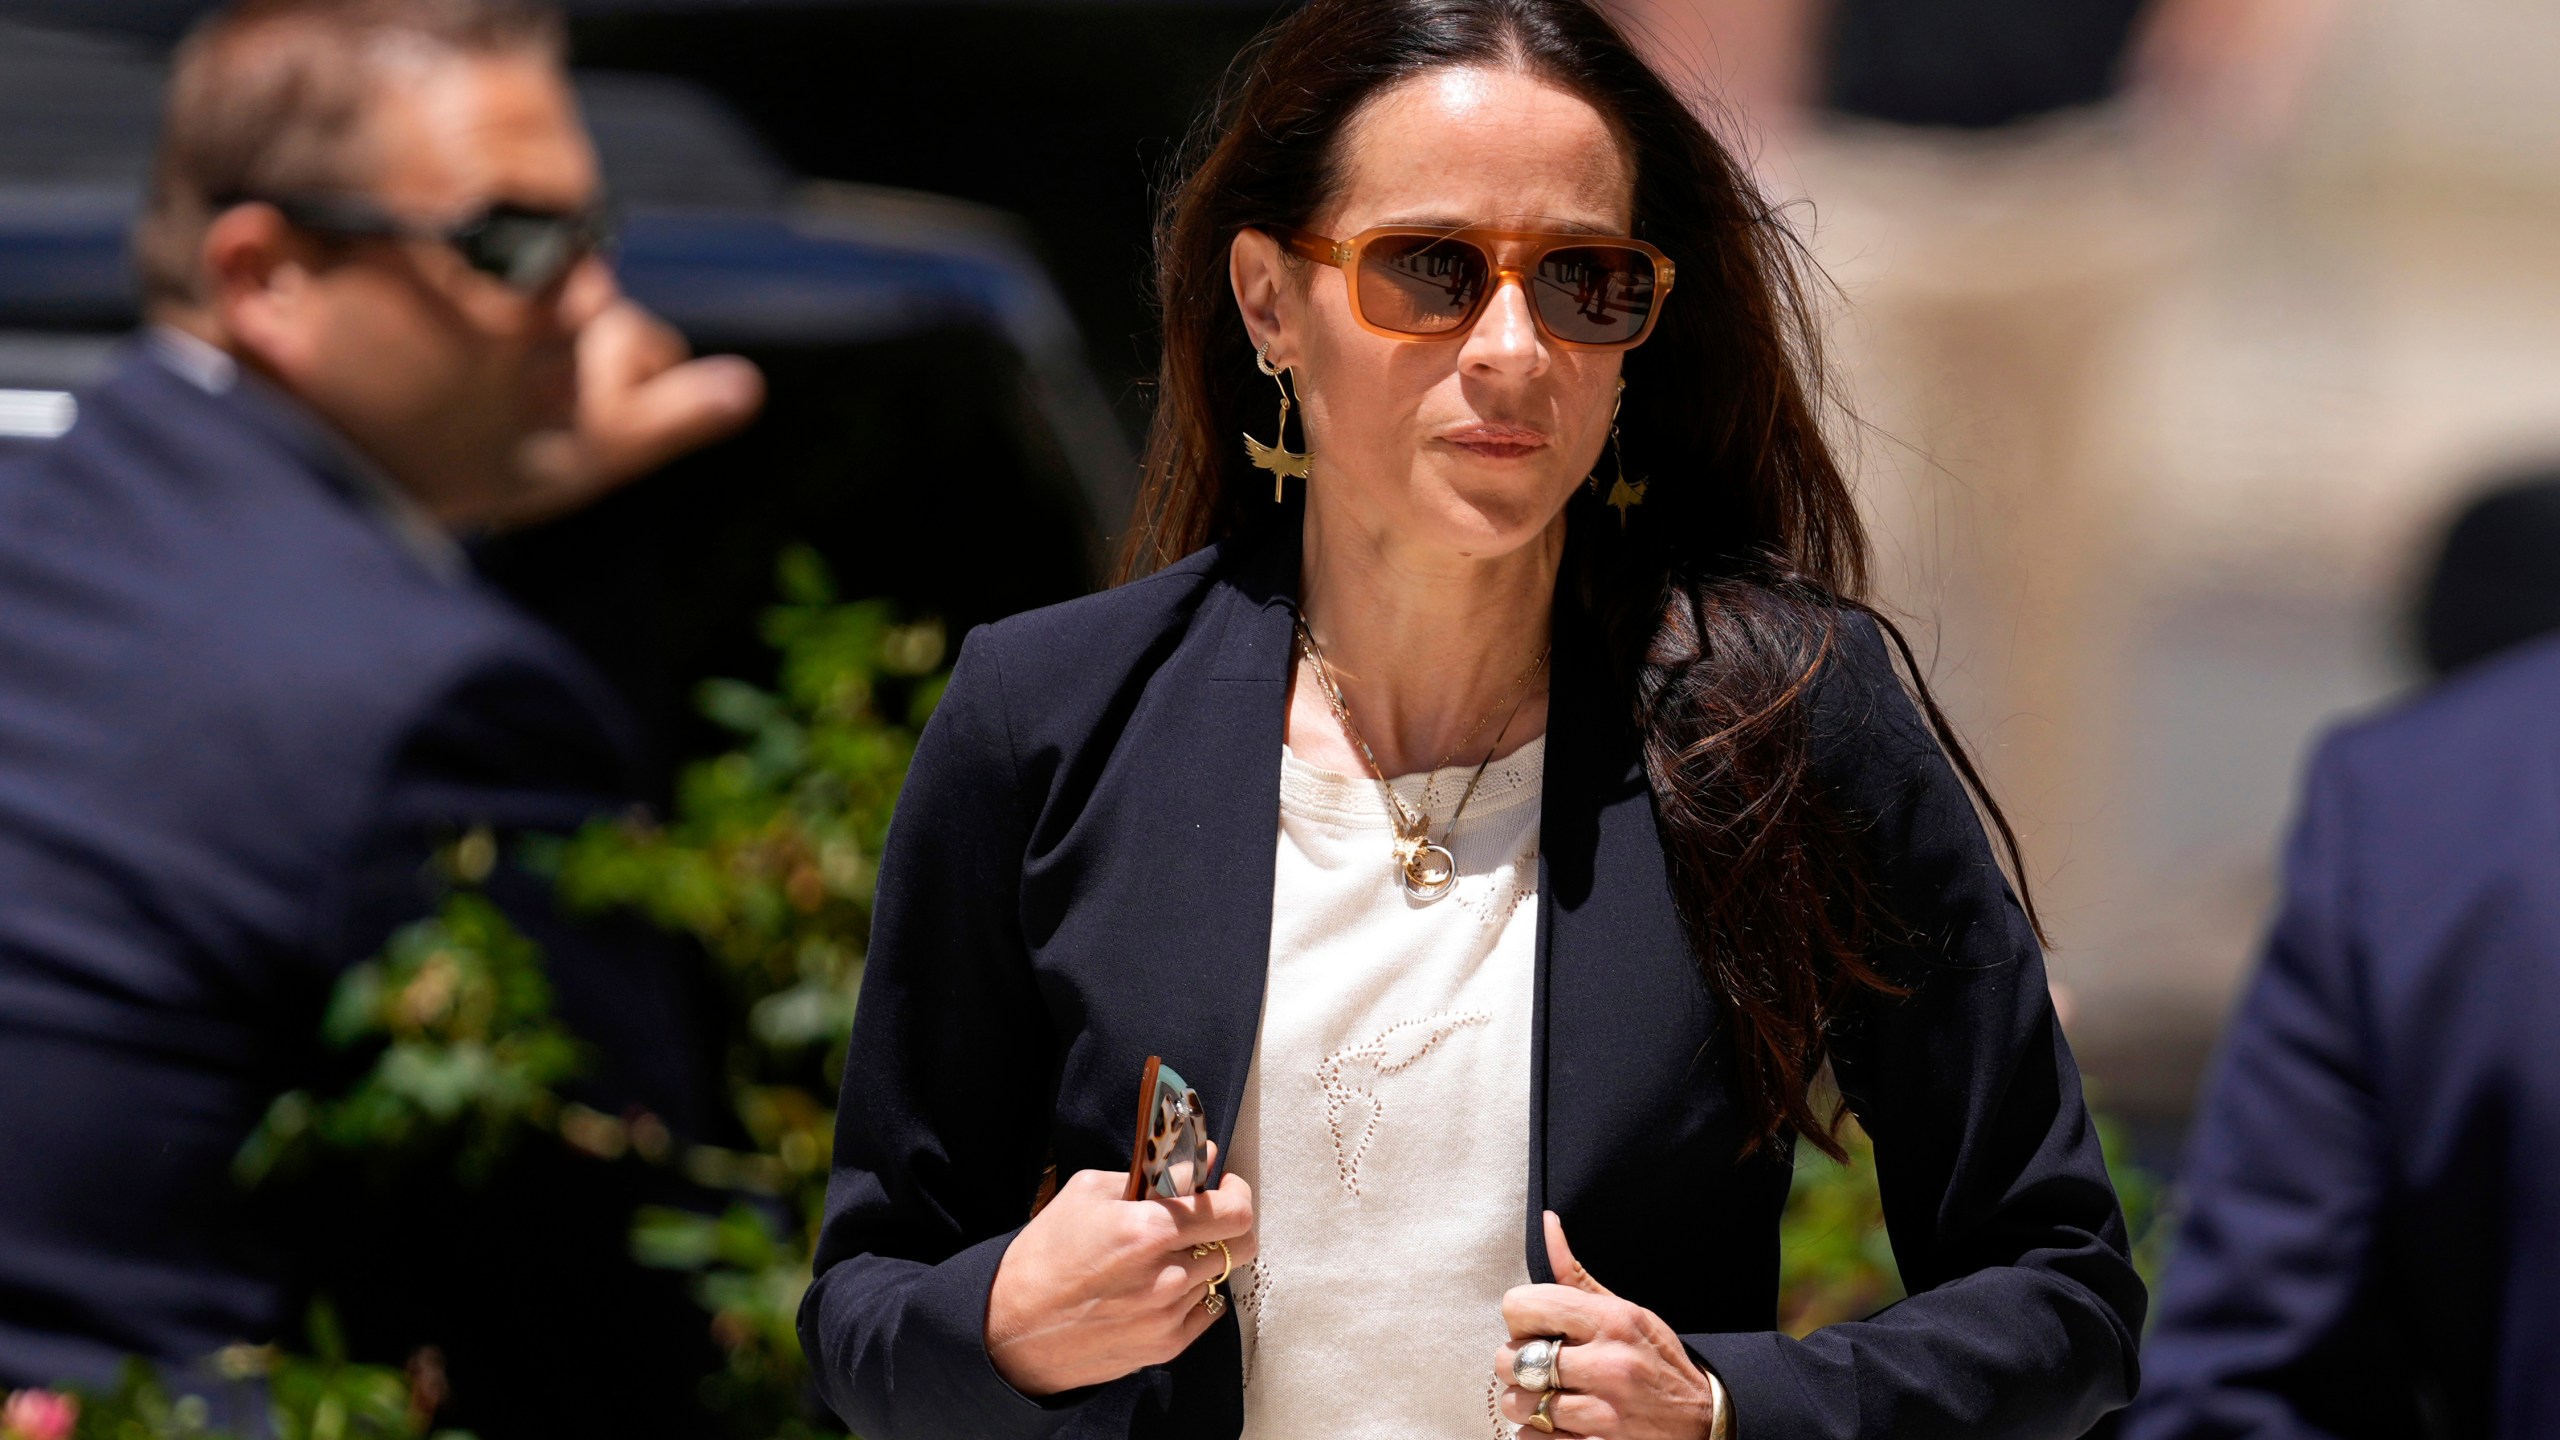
[1457,834,1540,926]
[1314,1009,1493,1197]
[1488,1376,1516,1437]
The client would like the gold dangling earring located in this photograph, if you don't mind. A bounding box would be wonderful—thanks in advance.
[1595,377,1646,527]
[1242,343,1312,502]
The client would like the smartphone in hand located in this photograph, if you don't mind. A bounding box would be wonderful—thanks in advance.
[1126,1056,1208,1201]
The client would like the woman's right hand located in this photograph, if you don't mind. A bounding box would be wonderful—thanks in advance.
[984,1153,1258,1397]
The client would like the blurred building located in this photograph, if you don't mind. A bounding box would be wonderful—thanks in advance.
[1619,0,2560,1154]
[2065,0,2560,1139]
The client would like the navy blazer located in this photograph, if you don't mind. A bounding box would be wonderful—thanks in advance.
[2129,634,2560,1439]
[801,527,2144,1439]
[0,350,716,1428]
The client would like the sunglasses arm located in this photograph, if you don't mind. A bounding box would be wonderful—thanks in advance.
[1267,227,1350,270]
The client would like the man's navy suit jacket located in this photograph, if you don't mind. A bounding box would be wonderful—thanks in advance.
[0,350,714,1426]
[2130,634,2560,1439]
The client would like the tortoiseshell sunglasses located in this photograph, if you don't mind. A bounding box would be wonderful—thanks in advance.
[1270,224,1677,350]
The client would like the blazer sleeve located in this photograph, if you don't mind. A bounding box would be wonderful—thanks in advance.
[799,628,1095,1440]
[1683,613,2147,1440]
[2121,737,2413,1440]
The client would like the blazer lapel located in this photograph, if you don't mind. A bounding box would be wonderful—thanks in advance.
[1529,611,1740,1290]
[1110,530,1298,1439]
[1184,532,1302,1164]
[1056,526,1301,1172]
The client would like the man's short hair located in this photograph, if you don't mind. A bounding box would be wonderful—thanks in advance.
[133,0,566,310]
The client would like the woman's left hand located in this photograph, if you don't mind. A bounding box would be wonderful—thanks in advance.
[1494,1211,1718,1440]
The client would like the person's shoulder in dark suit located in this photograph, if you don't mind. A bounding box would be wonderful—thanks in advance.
[2129,631,2560,1440]
[0,348,718,1431]
[0,348,644,1041]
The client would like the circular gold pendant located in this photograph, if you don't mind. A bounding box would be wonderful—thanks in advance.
[1401,842,1457,902]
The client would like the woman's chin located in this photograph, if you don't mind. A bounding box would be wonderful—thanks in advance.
[1416,484,1572,560]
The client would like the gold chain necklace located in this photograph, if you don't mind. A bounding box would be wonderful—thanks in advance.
[1291,615,1549,902]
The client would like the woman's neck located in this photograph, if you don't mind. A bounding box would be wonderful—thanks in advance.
[1290,503,1560,780]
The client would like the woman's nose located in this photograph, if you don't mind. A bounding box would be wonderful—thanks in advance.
[1459,271,1547,376]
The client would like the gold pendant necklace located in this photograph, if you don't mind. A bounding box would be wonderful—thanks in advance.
[1292,616,1549,903]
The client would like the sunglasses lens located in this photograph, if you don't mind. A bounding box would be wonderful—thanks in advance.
[1356,234,1490,336]
[1532,245,1659,346]
[464,212,590,292]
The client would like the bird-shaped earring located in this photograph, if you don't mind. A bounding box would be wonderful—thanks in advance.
[1242,343,1311,501]
[1592,377,1646,526]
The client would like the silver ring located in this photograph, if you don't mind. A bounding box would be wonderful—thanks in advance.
[1511,1335,1564,1394]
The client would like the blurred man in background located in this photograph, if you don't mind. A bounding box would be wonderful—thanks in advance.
[2127,626,2560,1435]
[2414,465,2560,677]
[0,0,760,1429]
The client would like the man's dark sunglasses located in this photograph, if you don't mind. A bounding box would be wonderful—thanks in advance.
[223,192,617,294]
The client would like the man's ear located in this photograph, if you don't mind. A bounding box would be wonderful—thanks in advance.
[201,203,316,364]
[1228,225,1294,364]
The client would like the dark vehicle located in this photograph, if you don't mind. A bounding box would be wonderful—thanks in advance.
[0,15,1132,785]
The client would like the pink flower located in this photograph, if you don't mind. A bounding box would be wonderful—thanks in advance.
[2,1388,78,1440]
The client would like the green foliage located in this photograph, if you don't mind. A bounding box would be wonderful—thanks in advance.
[206,548,936,1438]
[546,546,943,1064]
[1775,1106,2168,1338]
[545,545,948,1437]
[66,1368,219,1440]
[236,888,583,1188]
[630,1204,815,1429]
[2099,1113,2172,1292]
[56,1307,469,1440]
[1776,1118,1902,1337]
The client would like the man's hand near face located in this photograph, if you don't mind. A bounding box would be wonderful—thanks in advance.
[503,299,766,532]
[186,41,768,538]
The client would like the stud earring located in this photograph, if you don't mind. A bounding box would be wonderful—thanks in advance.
[1242,343,1311,502]
[1591,377,1646,527]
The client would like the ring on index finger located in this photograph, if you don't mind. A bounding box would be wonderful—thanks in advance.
[1188,1238,1234,1287]
[1511,1335,1566,1394]
[1526,1387,1561,1434]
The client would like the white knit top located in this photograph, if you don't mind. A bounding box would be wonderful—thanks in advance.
[1228,736,1545,1440]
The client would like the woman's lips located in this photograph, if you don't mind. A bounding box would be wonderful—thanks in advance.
[1441,423,1550,460]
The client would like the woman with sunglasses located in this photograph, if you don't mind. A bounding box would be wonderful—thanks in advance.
[801,1,2144,1436]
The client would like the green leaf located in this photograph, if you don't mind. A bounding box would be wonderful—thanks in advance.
[320,964,386,1049]
[697,678,780,737]
[747,981,859,1051]
[239,893,583,1186]
[774,544,835,607]
[631,1206,724,1270]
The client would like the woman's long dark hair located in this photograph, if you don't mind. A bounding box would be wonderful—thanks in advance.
[1116,0,2039,1158]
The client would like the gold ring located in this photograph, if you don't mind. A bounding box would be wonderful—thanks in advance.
[1189,1238,1233,1287]
[1198,1285,1228,1318]
[1528,1387,1559,1433]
